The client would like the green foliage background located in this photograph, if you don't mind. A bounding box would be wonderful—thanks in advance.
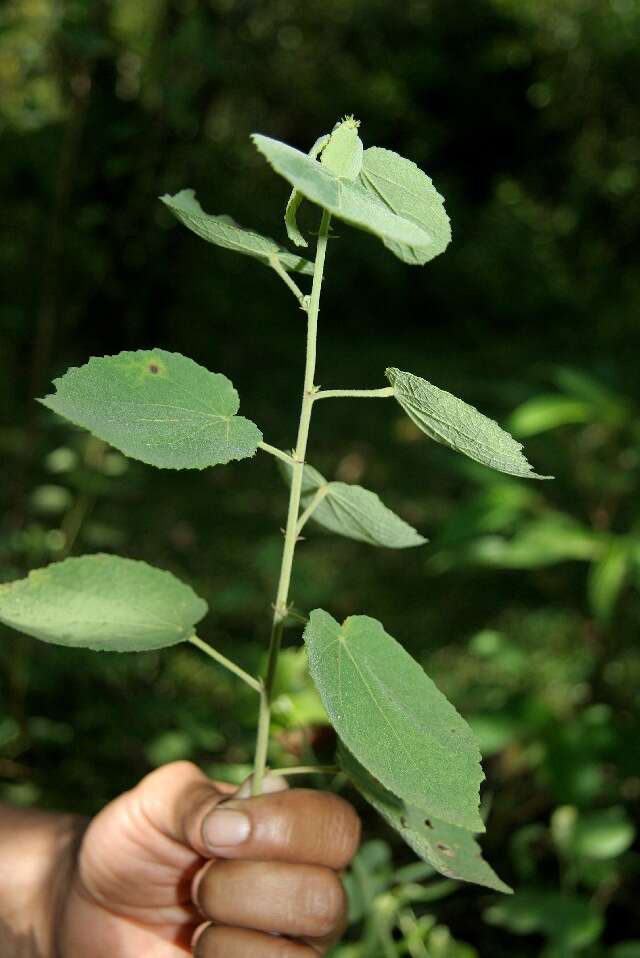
[1,1,639,954]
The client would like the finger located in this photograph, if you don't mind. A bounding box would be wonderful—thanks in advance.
[193,859,347,941]
[194,924,318,958]
[201,789,361,868]
[236,772,289,798]
[132,762,289,860]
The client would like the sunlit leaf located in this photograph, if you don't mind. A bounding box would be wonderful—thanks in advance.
[463,514,599,569]
[508,394,592,437]
[252,134,435,258]
[304,609,484,831]
[359,147,451,264]
[572,807,635,860]
[40,349,262,470]
[281,462,426,547]
[321,116,364,179]
[588,539,630,622]
[340,746,511,893]
[386,367,551,479]
[161,190,314,274]
[285,133,330,248]
[0,554,207,652]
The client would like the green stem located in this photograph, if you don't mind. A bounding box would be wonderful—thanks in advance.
[189,636,261,693]
[269,255,308,308]
[313,386,394,401]
[269,764,339,777]
[258,441,296,466]
[296,484,329,535]
[252,209,332,796]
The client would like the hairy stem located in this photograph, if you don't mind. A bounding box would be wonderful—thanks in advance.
[189,636,261,693]
[252,210,332,795]
[314,386,394,401]
[258,441,296,466]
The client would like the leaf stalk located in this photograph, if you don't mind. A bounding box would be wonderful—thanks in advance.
[189,636,262,693]
[314,386,394,401]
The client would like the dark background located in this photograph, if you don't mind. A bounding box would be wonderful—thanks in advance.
[1,1,639,955]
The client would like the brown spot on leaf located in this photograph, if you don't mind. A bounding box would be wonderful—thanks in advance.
[149,363,159,374]
[424,819,434,828]
[436,842,455,858]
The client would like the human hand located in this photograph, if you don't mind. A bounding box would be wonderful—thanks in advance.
[58,761,360,957]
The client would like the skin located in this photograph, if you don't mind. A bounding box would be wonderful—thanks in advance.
[0,761,361,958]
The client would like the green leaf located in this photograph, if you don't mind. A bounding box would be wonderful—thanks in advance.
[39,349,262,470]
[485,891,604,951]
[340,746,511,893]
[285,133,330,248]
[252,134,436,259]
[281,462,426,548]
[588,539,630,622]
[463,514,598,569]
[310,483,426,548]
[304,609,484,831]
[508,394,592,437]
[320,116,364,179]
[359,147,451,264]
[386,367,552,480]
[572,807,635,860]
[160,190,314,274]
[0,554,207,652]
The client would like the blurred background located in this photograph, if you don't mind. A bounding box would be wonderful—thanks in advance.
[1,1,639,955]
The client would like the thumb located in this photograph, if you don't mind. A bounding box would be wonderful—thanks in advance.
[133,761,287,858]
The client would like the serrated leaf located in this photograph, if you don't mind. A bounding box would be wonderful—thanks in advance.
[252,134,435,259]
[0,554,207,652]
[320,116,364,179]
[280,462,426,548]
[39,349,262,470]
[161,190,314,274]
[310,483,426,548]
[386,367,552,480]
[359,147,451,265]
[340,746,511,893]
[304,609,484,831]
[285,133,330,248]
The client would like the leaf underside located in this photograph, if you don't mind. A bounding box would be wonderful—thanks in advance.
[386,367,552,480]
[161,190,314,274]
[280,462,426,548]
[304,609,484,832]
[0,554,207,652]
[340,746,512,894]
[285,133,330,248]
[252,134,436,260]
[359,147,451,264]
[39,349,262,470]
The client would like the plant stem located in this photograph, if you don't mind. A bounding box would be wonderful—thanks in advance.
[269,255,308,308]
[313,386,394,401]
[268,764,339,778]
[252,209,332,796]
[258,441,296,466]
[189,636,261,693]
[296,484,329,535]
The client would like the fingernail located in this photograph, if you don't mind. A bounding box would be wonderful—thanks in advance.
[202,808,250,848]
